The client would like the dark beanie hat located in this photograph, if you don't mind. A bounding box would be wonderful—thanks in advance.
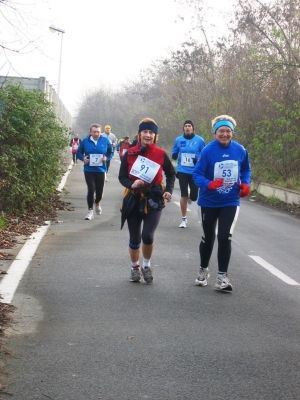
[183,120,194,131]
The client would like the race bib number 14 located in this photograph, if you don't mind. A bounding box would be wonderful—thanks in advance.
[130,156,160,183]
[181,153,195,167]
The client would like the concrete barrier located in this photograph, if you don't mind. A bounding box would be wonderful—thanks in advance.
[251,181,300,206]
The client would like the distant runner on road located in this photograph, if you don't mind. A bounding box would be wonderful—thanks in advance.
[171,120,205,228]
[77,124,113,220]
[69,133,81,166]
[102,125,118,180]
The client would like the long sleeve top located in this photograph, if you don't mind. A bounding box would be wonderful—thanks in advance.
[193,139,251,207]
[119,143,175,194]
[171,133,205,174]
[77,136,113,173]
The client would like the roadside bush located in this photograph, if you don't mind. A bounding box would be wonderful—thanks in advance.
[0,84,68,213]
[250,101,300,188]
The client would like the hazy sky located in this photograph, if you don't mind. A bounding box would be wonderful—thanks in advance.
[1,0,233,115]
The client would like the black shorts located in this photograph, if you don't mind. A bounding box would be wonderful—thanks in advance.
[177,172,198,201]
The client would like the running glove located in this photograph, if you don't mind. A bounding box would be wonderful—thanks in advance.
[207,179,224,190]
[238,183,250,197]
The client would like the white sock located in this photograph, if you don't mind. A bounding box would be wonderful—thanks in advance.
[131,261,139,268]
[142,258,150,269]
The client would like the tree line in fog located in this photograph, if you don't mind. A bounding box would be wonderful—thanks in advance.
[75,0,300,190]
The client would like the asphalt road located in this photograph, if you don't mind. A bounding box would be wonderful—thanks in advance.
[4,156,300,400]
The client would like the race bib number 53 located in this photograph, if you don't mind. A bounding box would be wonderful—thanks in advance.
[214,160,238,184]
[129,156,160,183]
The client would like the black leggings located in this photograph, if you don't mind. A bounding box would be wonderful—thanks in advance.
[72,152,78,163]
[127,206,162,248]
[177,172,198,200]
[106,159,111,172]
[84,172,105,209]
[199,206,239,273]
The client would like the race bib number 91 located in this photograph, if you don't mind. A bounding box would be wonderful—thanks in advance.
[129,155,160,183]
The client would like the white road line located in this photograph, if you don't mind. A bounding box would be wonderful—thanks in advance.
[57,162,73,192]
[174,201,191,212]
[0,163,71,303]
[0,222,50,303]
[249,255,300,286]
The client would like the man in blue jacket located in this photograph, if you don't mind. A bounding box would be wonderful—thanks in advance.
[171,120,205,228]
[77,124,113,220]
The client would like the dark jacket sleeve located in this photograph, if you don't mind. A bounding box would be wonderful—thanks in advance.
[163,153,176,194]
[118,153,133,189]
[129,139,138,148]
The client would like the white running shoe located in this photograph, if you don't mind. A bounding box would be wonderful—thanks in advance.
[85,209,94,220]
[179,219,187,228]
[195,268,210,286]
[95,205,102,215]
[215,274,233,291]
[130,266,141,282]
[141,266,153,283]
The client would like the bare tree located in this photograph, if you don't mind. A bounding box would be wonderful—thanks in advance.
[0,0,44,74]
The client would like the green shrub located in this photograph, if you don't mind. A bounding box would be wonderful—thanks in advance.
[0,84,68,213]
[0,216,6,229]
[250,101,300,186]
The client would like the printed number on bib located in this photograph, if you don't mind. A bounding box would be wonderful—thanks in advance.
[181,153,195,167]
[130,155,160,184]
[89,154,103,166]
[214,160,238,184]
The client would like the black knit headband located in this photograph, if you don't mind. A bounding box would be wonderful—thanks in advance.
[138,122,158,134]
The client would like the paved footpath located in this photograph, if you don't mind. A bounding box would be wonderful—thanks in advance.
[1,156,300,400]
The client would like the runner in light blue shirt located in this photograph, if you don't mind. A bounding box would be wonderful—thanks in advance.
[171,120,205,228]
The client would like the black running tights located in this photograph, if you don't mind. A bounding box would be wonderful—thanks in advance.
[84,171,105,209]
[127,206,162,248]
[199,206,239,273]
